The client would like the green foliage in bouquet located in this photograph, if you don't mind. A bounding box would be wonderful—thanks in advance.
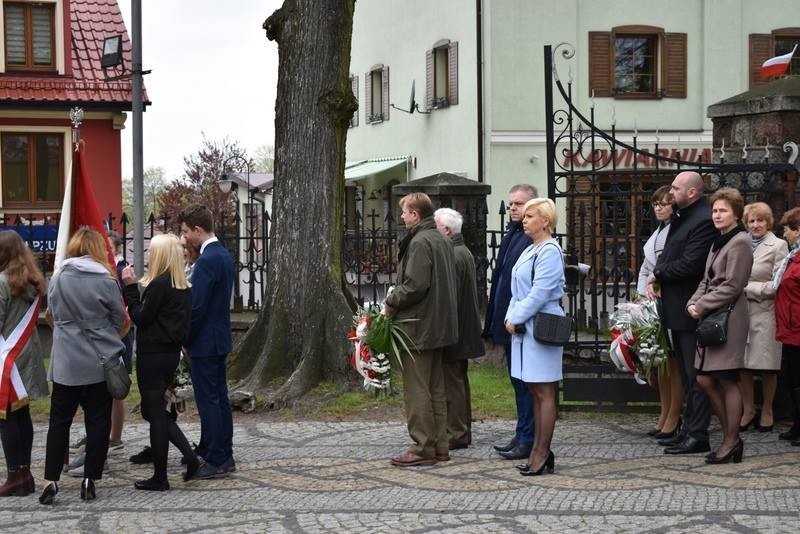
[362,307,417,367]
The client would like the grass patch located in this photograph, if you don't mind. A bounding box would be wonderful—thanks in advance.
[468,364,516,419]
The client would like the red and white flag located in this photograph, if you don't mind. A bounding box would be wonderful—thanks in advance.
[54,143,116,272]
[759,44,797,80]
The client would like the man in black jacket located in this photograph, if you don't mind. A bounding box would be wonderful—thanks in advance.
[647,171,717,454]
[483,184,537,460]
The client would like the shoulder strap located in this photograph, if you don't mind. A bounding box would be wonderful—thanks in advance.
[530,242,564,284]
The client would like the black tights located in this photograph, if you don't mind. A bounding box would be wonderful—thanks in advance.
[137,351,194,482]
[0,405,33,471]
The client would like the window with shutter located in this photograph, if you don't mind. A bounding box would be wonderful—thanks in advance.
[1,132,64,207]
[3,2,56,71]
[425,39,458,110]
[366,64,389,123]
[588,27,687,99]
[349,75,359,128]
[749,29,800,89]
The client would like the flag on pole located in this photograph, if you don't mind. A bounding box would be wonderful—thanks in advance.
[759,44,798,80]
[53,143,116,272]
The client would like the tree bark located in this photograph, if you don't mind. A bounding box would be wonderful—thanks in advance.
[230,0,357,409]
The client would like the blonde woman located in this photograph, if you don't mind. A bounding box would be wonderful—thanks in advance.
[121,234,199,491]
[740,203,788,433]
[505,198,565,476]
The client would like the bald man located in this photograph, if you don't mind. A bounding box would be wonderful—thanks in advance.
[647,171,718,455]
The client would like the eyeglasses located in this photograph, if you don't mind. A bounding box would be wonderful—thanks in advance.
[651,202,671,208]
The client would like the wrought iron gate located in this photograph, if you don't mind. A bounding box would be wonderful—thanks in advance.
[543,43,798,407]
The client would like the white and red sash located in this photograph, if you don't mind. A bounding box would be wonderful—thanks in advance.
[0,295,41,419]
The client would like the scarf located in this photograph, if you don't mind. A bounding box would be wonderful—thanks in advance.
[750,234,766,251]
[711,223,745,252]
[773,242,800,289]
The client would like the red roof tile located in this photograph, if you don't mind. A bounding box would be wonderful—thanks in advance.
[0,0,149,108]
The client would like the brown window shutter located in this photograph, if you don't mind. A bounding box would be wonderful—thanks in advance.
[382,65,390,121]
[350,75,359,127]
[588,31,612,97]
[749,33,774,89]
[364,71,372,122]
[426,49,434,109]
[448,41,459,106]
[662,33,687,98]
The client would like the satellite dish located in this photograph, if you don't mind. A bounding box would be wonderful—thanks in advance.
[409,80,416,115]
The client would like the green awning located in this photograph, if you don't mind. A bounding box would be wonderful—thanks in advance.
[345,156,408,181]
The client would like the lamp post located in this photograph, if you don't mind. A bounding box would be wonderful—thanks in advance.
[219,154,258,310]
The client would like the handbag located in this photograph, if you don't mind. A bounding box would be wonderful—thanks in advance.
[529,242,573,347]
[54,283,131,400]
[533,311,573,346]
[696,304,733,348]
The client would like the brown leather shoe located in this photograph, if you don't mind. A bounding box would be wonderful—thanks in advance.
[390,451,437,467]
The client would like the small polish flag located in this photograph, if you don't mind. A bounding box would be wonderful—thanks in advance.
[759,44,798,80]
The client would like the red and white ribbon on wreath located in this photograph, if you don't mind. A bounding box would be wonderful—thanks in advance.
[0,296,40,419]
[609,328,646,385]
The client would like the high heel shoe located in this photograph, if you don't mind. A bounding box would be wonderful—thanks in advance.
[739,413,758,432]
[38,481,57,505]
[183,456,201,482]
[705,440,743,464]
[80,478,95,501]
[515,463,529,472]
[653,417,682,440]
[520,451,555,476]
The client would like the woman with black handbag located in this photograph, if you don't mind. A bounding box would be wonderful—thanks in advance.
[504,198,565,476]
[41,228,127,504]
[686,188,753,464]
[121,234,200,490]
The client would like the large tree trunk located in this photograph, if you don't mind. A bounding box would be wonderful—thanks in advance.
[230,0,357,409]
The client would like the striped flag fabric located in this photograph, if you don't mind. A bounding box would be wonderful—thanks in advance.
[759,44,798,80]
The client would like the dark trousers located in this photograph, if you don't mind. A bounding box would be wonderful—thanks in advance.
[783,344,800,423]
[190,355,233,467]
[505,342,534,445]
[0,404,33,471]
[44,381,112,481]
[673,330,711,441]
[138,351,194,482]
[442,359,471,445]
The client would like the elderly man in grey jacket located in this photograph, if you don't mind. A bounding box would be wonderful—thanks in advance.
[435,208,485,450]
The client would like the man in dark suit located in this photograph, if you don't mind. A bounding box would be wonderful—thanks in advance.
[482,184,537,460]
[179,205,236,478]
[647,171,718,454]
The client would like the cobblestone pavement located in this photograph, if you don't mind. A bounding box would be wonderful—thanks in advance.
[2,417,799,533]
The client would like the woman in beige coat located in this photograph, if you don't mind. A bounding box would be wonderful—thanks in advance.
[687,188,753,464]
[740,203,788,432]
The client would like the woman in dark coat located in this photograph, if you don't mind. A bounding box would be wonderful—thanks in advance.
[686,188,753,464]
[122,234,200,490]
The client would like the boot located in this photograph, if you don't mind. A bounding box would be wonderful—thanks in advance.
[19,466,34,495]
[780,388,800,441]
[0,470,25,497]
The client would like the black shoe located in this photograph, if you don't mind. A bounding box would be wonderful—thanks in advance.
[498,443,533,460]
[705,440,743,464]
[653,428,678,440]
[515,463,530,471]
[222,456,236,473]
[182,443,204,465]
[38,482,57,505]
[757,424,774,433]
[134,477,170,491]
[80,478,95,501]
[657,433,685,447]
[739,413,758,432]
[193,462,228,480]
[449,440,470,450]
[791,437,800,447]
[129,446,153,464]
[520,451,555,476]
[183,456,201,482]
[778,424,800,441]
[664,436,711,455]
[493,437,518,453]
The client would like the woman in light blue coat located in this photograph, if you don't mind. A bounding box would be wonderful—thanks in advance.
[505,198,565,476]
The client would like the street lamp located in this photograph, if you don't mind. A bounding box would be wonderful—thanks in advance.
[219,154,258,310]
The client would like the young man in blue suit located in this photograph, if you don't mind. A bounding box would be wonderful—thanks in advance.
[179,205,236,479]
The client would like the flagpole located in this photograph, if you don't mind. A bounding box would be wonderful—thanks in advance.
[132,0,144,275]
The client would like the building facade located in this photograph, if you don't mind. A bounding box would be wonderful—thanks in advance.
[347,0,800,228]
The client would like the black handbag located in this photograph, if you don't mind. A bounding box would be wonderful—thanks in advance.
[696,304,732,348]
[533,312,573,346]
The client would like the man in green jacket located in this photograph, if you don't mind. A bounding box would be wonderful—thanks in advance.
[435,208,485,451]
[384,193,459,467]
